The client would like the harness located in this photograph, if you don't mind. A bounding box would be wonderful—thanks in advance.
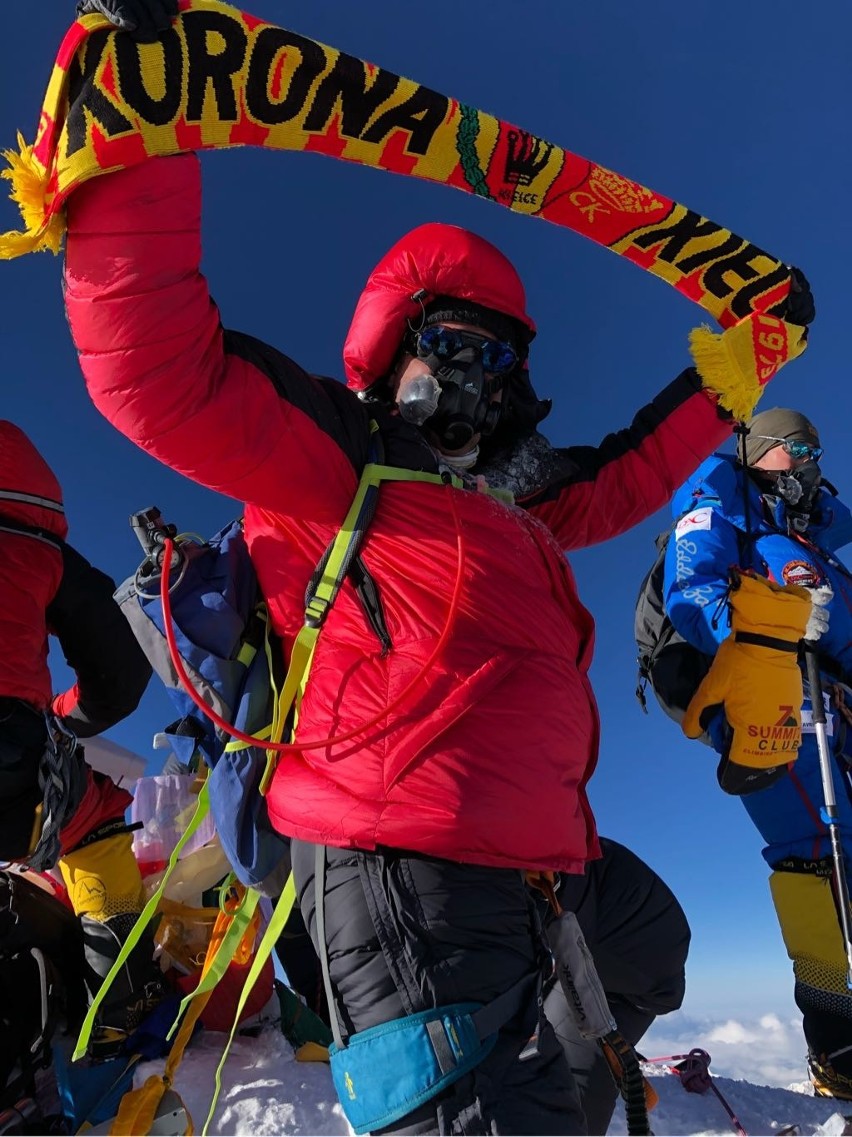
[76,432,518,1134]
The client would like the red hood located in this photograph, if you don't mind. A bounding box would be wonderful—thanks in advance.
[0,421,68,539]
[343,222,535,392]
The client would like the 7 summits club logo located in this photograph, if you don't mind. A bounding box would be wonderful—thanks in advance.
[746,705,801,754]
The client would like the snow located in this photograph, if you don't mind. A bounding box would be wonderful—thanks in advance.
[133,1025,851,1137]
[135,1029,349,1136]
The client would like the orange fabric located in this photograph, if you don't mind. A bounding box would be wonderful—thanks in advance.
[174,896,273,1033]
[58,769,133,854]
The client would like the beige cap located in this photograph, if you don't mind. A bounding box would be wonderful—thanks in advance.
[744,408,821,465]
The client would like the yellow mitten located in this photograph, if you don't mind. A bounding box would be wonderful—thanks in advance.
[689,311,808,420]
[682,571,812,794]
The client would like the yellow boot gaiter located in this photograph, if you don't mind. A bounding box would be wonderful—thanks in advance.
[59,831,145,921]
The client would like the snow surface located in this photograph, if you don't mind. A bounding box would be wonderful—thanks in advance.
[133,1026,852,1137]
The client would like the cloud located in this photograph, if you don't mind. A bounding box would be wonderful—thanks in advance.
[640,1009,811,1089]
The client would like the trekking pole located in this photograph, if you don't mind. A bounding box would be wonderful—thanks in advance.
[804,645,852,988]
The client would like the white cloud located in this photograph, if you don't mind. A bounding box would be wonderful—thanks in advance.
[641,1008,810,1088]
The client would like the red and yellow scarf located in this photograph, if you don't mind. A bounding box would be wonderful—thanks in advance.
[1,1,806,410]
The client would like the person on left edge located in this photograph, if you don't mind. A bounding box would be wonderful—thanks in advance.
[0,419,158,1057]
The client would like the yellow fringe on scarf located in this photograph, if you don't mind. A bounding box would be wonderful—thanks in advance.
[1,133,64,257]
[689,312,808,420]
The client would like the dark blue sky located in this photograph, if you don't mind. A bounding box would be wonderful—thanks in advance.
[3,2,851,1025]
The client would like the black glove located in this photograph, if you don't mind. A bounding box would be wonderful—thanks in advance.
[784,265,816,328]
[76,0,178,41]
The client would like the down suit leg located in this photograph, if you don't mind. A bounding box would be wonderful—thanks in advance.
[292,839,586,1136]
[740,723,852,1096]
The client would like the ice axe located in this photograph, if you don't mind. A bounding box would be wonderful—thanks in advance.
[804,644,852,988]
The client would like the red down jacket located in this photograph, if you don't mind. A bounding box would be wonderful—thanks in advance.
[0,421,151,852]
[0,421,68,710]
[0,420,151,735]
[64,154,734,873]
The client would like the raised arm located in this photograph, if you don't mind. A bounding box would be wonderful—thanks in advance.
[521,371,732,550]
[64,154,369,522]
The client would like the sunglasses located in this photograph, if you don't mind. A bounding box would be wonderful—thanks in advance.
[410,325,519,376]
[753,435,824,462]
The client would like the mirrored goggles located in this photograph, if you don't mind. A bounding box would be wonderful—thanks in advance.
[753,435,824,462]
[410,325,519,376]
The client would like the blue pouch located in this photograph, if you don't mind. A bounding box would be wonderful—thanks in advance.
[329,1002,497,1134]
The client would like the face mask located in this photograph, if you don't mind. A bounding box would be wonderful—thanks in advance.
[401,327,513,452]
[428,348,504,451]
[755,460,822,535]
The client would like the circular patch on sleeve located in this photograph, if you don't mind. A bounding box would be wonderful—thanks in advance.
[781,559,823,588]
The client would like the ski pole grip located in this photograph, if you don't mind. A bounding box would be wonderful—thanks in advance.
[804,645,827,727]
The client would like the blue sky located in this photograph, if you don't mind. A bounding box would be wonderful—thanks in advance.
[2,0,851,1057]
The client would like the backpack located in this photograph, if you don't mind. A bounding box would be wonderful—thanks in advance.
[116,511,293,895]
[115,427,393,894]
[0,871,87,1108]
[634,512,751,739]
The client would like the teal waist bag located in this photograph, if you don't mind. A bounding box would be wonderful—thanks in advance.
[329,1001,498,1134]
[314,845,533,1134]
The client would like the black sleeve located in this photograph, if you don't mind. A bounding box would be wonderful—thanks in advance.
[47,542,152,737]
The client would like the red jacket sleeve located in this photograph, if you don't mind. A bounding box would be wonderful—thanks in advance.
[64,155,363,523]
[522,371,732,551]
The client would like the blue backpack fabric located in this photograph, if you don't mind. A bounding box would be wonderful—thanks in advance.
[116,432,394,897]
[116,516,291,893]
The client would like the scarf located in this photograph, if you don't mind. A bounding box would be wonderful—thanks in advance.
[0,1,804,397]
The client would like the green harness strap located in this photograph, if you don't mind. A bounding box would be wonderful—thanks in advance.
[201,875,298,1135]
[259,461,475,784]
[72,780,214,1060]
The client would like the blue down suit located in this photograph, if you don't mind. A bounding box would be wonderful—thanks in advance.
[664,451,852,1085]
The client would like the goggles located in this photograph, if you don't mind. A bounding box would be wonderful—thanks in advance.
[410,325,519,376]
[752,435,823,462]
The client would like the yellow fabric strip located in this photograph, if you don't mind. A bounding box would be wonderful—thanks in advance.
[73,781,213,1061]
[770,869,852,993]
[202,875,297,1135]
